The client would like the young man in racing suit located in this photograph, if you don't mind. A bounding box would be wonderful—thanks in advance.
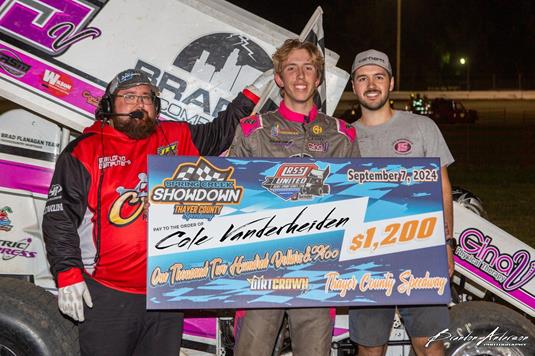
[348,49,455,356]
[42,69,268,355]
[230,39,360,356]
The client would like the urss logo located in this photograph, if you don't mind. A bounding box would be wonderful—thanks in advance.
[280,166,309,176]
[263,163,331,201]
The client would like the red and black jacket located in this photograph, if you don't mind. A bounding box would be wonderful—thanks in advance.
[43,92,257,294]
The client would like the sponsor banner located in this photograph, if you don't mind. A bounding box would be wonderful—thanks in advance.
[147,156,450,309]
[453,206,535,316]
[0,42,103,117]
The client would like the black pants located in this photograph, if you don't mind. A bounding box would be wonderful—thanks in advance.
[80,277,183,356]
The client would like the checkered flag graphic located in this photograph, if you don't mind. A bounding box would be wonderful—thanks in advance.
[255,7,326,114]
[174,159,230,181]
[303,8,326,113]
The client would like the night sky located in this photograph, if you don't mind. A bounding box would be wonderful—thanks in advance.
[227,0,535,90]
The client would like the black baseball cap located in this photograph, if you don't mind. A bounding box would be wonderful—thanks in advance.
[106,69,159,95]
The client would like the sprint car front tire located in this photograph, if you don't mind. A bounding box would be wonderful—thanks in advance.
[0,277,79,356]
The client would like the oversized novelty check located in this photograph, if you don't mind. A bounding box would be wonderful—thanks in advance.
[147,156,450,309]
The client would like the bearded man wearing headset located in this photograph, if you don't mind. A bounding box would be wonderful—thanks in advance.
[42,68,270,355]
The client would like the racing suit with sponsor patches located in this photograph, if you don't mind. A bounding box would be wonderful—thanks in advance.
[229,101,360,356]
[230,100,360,159]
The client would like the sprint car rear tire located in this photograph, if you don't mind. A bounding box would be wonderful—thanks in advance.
[446,301,535,356]
[0,277,79,356]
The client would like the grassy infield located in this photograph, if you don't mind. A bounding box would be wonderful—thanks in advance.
[441,124,535,247]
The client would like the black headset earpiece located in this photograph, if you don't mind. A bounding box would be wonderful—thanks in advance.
[96,94,113,121]
[100,94,113,115]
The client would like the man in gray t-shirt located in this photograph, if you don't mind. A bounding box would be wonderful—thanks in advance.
[348,49,455,356]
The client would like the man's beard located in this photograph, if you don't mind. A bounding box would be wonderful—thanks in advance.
[358,90,389,111]
[113,111,158,139]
